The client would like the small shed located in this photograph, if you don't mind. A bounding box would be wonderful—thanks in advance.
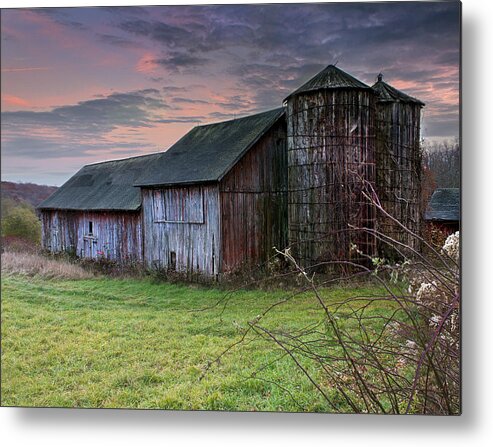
[424,188,460,234]
[135,108,287,277]
[38,153,161,262]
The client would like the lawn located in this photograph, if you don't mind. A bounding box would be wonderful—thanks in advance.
[1,273,394,412]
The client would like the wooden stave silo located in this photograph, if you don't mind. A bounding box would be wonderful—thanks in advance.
[372,74,424,257]
[285,65,377,269]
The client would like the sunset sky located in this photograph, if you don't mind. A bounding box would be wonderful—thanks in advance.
[1,2,461,186]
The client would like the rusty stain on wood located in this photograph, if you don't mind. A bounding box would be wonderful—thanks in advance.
[219,117,287,273]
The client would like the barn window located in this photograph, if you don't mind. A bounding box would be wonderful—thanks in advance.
[88,221,93,235]
[153,187,204,224]
[169,251,176,270]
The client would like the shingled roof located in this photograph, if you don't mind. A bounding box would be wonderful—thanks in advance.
[425,188,460,222]
[135,108,285,187]
[372,74,425,106]
[285,64,371,101]
[38,153,162,211]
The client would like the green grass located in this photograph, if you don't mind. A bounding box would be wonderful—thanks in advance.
[1,273,394,411]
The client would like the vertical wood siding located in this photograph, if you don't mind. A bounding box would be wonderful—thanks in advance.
[219,118,288,273]
[286,89,377,267]
[375,102,422,255]
[41,210,143,262]
[141,185,220,278]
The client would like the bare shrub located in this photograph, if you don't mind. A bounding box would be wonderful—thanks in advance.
[1,251,94,280]
[1,235,40,254]
[205,184,460,415]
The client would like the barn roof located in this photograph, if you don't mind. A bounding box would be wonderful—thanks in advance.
[285,64,371,101]
[425,188,460,222]
[135,108,285,187]
[372,74,425,106]
[38,152,162,211]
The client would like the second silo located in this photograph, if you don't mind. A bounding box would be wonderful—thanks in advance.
[285,65,377,268]
[372,74,424,256]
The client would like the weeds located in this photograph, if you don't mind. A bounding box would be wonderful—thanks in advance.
[1,251,93,280]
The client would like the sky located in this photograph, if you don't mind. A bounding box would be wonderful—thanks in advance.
[1,1,461,186]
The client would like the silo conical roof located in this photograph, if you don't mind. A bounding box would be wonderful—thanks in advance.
[372,74,425,106]
[285,64,371,101]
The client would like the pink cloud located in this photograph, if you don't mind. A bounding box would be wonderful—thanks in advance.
[1,93,30,107]
[136,53,160,74]
[1,67,51,73]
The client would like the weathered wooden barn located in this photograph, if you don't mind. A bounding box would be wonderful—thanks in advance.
[39,153,160,263]
[135,108,287,276]
[39,64,425,278]
[39,108,286,278]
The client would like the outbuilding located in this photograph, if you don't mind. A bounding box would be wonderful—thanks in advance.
[424,188,460,234]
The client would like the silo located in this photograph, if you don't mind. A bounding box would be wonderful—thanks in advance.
[372,74,424,257]
[285,65,377,269]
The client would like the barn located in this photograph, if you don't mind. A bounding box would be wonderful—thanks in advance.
[39,64,424,279]
[39,108,286,278]
[424,188,460,234]
[135,108,287,277]
[38,153,160,263]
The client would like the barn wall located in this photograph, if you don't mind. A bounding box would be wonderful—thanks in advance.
[40,210,143,262]
[219,118,288,273]
[141,185,221,278]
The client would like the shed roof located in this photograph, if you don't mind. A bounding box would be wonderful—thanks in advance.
[372,74,425,106]
[135,108,285,187]
[285,64,371,101]
[38,152,162,211]
[425,188,460,222]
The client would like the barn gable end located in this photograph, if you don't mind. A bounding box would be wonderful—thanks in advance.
[219,115,287,272]
[137,108,287,277]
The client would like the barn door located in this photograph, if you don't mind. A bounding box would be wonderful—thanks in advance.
[84,237,94,258]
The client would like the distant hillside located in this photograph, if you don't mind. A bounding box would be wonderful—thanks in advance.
[1,181,58,208]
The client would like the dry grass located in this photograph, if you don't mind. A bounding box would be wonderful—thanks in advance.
[1,251,93,280]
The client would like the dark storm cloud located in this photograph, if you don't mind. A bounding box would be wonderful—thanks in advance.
[2,89,168,137]
[32,8,88,31]
[3,1,460,182]
[150,52,210,72]
[153,116,204,124]
[1,134,155,159]
[98,33,142,49]
[162,86,189,93]
[207,111,237,120]
[109,2,459,124]
[119,19,201,49]
[172,97,210,105]
[1,89,170,159]
[100,6,150,16]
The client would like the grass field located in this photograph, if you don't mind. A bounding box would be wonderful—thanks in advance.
[1,272,393,412]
